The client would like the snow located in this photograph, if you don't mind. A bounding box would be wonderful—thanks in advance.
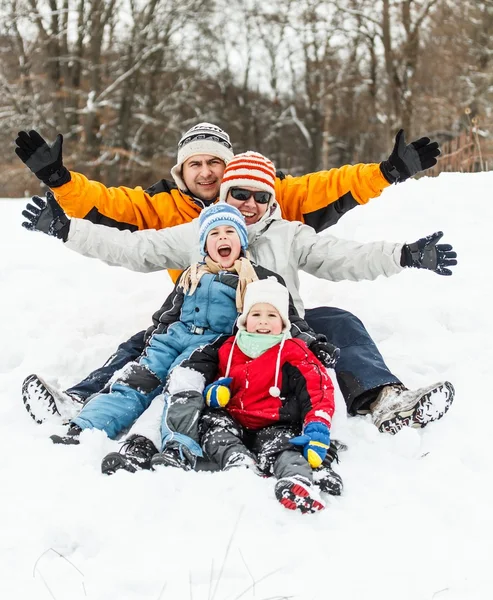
[1,172,493,599]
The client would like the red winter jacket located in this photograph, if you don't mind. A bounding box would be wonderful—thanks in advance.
[217,336,334,431]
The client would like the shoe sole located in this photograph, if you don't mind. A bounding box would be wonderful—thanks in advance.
[22,374,61,425]
[275,480,325,514]
[50,433,80,445]
[101,452,138,475]
[151,455,193,471]
[379,381,455,435]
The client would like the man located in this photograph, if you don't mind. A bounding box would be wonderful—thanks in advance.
[16,123,442,429]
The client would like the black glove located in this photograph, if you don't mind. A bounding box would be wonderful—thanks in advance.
[21,192,70,241]
[380,129,440,184]
[15,130,71,188]
[401,231,457,276]
[309,336,340,369]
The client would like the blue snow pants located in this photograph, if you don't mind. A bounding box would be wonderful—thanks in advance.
[72,322,223,440]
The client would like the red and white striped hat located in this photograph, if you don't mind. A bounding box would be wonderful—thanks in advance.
[219,151,277,203]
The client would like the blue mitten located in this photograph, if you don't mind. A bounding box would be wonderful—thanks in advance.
[290,422,331,468]
[204,377,233,408]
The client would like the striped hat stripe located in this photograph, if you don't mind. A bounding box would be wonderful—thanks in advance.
[228,158,276,177]
[221,173,275,188]
[224,163,276,180]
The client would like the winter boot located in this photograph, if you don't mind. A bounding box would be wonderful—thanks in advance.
[275,475,325,514]
[331,439,348,454]
[371,381,455,435]
[312,442,344,496]
[150,443,196,471]
[313,440,347,496]
[101,435,159,475]
[224,451,261,474]
[50,424,83,445]
[313,466,343,496]
[22,374,84,425]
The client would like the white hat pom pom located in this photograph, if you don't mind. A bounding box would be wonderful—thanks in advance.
[269,386,281,397]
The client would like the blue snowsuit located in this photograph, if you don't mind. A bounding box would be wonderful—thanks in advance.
[72,272,238,442]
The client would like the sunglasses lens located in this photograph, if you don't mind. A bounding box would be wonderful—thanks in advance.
[230,188,272,204]
[253,192,271,204]
[230,188,252,201]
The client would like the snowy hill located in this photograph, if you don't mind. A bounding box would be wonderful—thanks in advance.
[1,172,493,600]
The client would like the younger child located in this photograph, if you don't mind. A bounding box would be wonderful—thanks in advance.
[182,278,339,514]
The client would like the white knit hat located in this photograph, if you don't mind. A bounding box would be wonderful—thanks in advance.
[171,122,234,191]
[237,278,290,333]
[219,151,277,204]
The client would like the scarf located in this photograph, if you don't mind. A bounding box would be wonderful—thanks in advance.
[180,255,258,311]
[236,330,286,358]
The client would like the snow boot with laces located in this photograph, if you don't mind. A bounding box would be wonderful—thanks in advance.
[101,434,159,475]
[371,381,455,435]
[275,475,325,514]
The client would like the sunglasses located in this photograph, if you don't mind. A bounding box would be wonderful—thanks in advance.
[229,187,272,204]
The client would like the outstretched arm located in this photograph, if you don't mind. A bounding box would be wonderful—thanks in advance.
[21,192,196,273]
[275,129,440,233]
[291,222,457,282]
[15,129,169,229]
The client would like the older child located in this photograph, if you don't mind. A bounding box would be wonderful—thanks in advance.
[51,204,331,466]
[184,278,338,514]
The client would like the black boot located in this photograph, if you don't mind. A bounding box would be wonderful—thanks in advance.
[312,440,344,496]
[101,435,158,475]
[50,424,83,445]
[151,442,196,471]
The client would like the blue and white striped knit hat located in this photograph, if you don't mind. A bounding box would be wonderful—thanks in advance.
[198,203,248,257]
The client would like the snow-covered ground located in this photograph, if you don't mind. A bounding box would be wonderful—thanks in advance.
[1,172,492,600]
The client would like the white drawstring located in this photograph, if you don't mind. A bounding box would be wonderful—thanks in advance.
[224,332,239,378]
[269,332,287,397]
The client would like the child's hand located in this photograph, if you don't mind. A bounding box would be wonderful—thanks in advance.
[204,377,233,408]
[290,422,330,468]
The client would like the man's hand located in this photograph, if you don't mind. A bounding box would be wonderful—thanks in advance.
[15,130,71,188]
[380,129,440,183]
[290,421,331,469]
[22,192,71,241]
[401,231,457,276]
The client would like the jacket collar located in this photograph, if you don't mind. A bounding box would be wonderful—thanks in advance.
[246,200,282,243]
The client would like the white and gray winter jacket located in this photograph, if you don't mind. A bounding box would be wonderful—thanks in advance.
[66,202,404,316]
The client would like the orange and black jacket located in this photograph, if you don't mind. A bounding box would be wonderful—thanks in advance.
[53,164,390,282]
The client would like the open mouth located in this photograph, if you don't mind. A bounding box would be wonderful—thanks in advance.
[218,245,231,257]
